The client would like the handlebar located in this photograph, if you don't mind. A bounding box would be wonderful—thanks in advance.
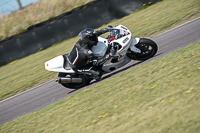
[107,28,129,42]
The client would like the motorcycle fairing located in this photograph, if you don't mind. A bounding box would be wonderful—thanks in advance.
[129,38,141,53]
[45,55,75,73]
[102,55,131,73]
[100,25,133,73]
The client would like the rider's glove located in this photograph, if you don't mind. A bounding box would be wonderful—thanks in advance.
[107,25,113,29]
[105,25,113,32]
[104,25,113,32]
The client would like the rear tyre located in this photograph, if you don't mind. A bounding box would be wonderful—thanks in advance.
[58,73,91,89]
[127,38,158,60]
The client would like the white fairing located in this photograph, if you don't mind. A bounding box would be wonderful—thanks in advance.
[101,25,132,72]
[102,55,131,72]
[45,55,74,73]
[129,38,141,53]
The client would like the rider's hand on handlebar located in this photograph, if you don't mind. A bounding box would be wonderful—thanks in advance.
[107,25,113,29]
[106,25,113,31]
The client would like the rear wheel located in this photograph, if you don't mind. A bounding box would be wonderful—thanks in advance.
[127,38,158,60]
[58,73,91,89]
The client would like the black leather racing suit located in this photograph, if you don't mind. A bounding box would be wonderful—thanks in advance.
[67,28,110,78]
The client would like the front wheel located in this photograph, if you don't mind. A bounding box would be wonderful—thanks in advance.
[58,73,92,89]
[127,38,158,60]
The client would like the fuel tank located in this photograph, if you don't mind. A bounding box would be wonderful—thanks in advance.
[92,37,108,58]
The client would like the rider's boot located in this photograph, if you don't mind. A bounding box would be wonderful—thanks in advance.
[90,69,102,81]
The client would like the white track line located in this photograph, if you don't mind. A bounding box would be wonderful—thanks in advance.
[0,79,55,104]
[153,17,200,38]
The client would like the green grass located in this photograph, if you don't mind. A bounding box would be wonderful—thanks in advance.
[1,40,200,133]
[0,0,94,40]
[0,0,200,101]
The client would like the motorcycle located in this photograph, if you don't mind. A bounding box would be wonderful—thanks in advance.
[45,25,158,89]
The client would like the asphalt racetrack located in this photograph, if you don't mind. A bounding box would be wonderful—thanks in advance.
[0,17,200,126]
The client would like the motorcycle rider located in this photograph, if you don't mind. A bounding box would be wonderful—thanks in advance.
[67,26,116,80]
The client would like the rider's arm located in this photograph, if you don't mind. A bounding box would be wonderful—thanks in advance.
[94,28,109,36]
[94,25,112,36]
[91,25,115,66]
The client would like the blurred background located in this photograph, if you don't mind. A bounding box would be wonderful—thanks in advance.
[0,0,40,15]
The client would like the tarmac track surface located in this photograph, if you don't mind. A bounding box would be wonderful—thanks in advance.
[0,17,200,126]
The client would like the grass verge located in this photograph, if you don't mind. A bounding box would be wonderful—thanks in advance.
[1,40,200,133]
[0,0,200,101]
[0,0,94,40]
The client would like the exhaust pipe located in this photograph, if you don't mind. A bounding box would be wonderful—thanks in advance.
[56,77,83,83]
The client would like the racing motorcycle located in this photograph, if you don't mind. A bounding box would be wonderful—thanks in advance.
[45,25,158,89]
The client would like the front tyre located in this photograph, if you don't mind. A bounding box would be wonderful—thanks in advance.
[127,38,158,60]
[58,73,91,89]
